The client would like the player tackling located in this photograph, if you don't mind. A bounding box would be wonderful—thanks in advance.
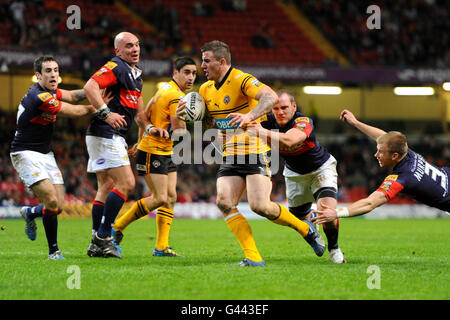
[312,109,450,224]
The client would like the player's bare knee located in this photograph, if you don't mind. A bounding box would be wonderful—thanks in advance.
[44,196,59,211]
[216,199,233,214]
[249,202,272,218]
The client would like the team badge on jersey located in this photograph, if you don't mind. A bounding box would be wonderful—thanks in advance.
[224,95,231,104]
[380,180,393,192]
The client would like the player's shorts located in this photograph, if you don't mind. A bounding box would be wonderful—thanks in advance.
[217,153,271,178]
[86,135,130,173]
[10,150,64,188]
[284,155,338,208]
[135,150,177,176]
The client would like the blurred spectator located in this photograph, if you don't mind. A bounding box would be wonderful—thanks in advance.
[193,0,214,17]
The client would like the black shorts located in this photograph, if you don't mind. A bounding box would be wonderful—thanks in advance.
[217,153,271,178]
[136,150,177,176]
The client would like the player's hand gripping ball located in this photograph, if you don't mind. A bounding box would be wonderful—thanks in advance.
[183,92,205,123]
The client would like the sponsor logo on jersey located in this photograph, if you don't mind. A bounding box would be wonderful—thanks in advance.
[96,158,106,165]
[37,92,52,102]
[294,117,310,123]
[251,78,261,87]
[104,61,118,70]
[385,174,398,181]
[215,118,239,130]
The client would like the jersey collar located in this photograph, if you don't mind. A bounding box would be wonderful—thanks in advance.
[214,67,233,90]
[116,56,142,79]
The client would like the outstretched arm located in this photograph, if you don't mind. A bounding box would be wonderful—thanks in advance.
[340,109,387,140]
[311,190,388,224]
[59,89,87,103]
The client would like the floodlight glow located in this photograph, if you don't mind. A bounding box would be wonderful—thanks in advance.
[443,82,450,91]
[393,87,434,96]
[303,86,342,95]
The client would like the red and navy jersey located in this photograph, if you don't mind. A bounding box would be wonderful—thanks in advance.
[10,83,62,154]
[86,56,143,139]
[377,149,450,212]
[259,112,330,174]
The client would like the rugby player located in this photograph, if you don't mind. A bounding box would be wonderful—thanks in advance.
[11,56,101,260]
[112,57,198,257]
[84,32,163,258]
[177,41,325,266]
[247,90,345,263]
[312,109,450,223]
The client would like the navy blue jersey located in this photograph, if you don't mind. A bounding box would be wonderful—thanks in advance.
[86,56,143,139]
[10,83,63,154]
[259,112,330,174]
[377,149,450,212]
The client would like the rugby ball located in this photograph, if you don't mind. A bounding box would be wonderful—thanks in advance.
[184,92,205,122]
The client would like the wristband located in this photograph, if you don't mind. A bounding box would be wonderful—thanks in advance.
[95,104,111,120]
[145,124,155,134]
[336,207,350,218]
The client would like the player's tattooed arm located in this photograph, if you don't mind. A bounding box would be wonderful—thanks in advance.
[228,86,278,129]
[59,89,87,103]
[249,91,278,121]
[72,89,87,102]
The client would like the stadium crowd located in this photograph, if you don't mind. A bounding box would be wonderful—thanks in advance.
[1,111,448,207]
[296,0,450,67]
[2,0,448,69]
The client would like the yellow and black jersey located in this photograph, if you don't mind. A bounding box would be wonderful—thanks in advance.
[138,80,184,155]
[199,67,270,156]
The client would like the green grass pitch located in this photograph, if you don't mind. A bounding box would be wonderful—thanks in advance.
[0,217,448,300]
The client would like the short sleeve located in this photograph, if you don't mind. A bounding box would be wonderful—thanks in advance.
[90,61,119,89]
[376,174,405,200]
[240,74,265,99]
[292,116,313,137]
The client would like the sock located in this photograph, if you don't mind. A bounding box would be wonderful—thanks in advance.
[98,189,126,239]
[323,219,340,251]
[113,198,149,232]
[270,204,310,237]
[27,204,44,220]
[91,200,104,232]
[224,209,263,262]
[42,209,60,254]
[155,207,174,250]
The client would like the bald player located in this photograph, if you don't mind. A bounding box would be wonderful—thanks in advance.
[84,31,165,258]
